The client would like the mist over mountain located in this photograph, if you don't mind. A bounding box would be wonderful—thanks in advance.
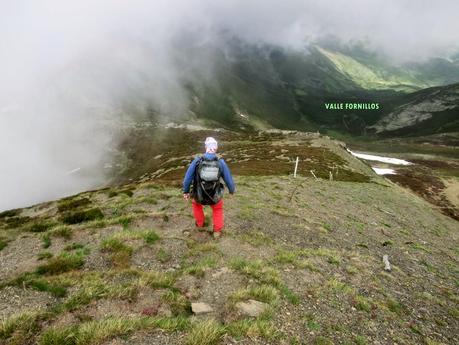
[1,0,459,211]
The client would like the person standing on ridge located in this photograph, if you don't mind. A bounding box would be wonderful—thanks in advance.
[182,137,235,239]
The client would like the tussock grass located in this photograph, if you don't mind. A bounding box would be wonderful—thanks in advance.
[354,295,372,312]
[135,195,158,205]
[57,197,91,212]
[61,208,104,225]
[183,256,218,277]
[326,278,353,294]
[100,229,160,267]
[27,221,57,233]
[140,271,175,289]
[185,319,225,345]
[37,251,53,260]
[230,285,279,305]
[41,233,51,248]
[39,316,190,345]
[161,290,191,316]
[226,319,278,340]
[275,247,341,267]
[50,226,73,239]
[0,239,7,251]
[36,251,86,275]
[241,231,273,247]
[186,242,219,257]
[64,243,87,252]
[87,214,135,230]
[0,208,20,219]
[229,258,281,286]
[61,279,107,312]
[106,229,161,245]
[20,277,68,297]
[3,215,32,229]
[229,257,299,304]
[156,248,172,263]
[100,238,133,268]
[0,310,44,341]
[386,298,404,315]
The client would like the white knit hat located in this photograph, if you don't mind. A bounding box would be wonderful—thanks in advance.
[205,137,218,152]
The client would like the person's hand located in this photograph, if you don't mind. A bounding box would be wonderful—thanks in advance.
[183,193,190,201]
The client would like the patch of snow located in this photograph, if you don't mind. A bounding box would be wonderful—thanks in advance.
[347,149,412,165]
[372,167,396,175]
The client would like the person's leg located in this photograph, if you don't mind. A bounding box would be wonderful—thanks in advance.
[211,199,224,232]
[192,199,205,227]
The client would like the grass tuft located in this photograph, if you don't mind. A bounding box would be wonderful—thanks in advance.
[229,257,281,286]
[0,310,43,341]
[57,197,91,212]
[0,239,7,251]
[37,251,53,260]
[61,208,104,225]
[230,285,279,305]
[41,233,51,248]
[226,319,278,340]
[36,251,86,275]
[185,319,225,345]
[27,221,56,233]
[156,248,172,263]
[100,238,133,268]
[50,226,73,240]
[140,271,175,289]
[162,290,191,316]
[39,316,190,345]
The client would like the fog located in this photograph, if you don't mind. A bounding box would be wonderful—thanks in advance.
[1,0,458,211]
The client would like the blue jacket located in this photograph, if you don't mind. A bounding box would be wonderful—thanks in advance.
[183,153,235,194]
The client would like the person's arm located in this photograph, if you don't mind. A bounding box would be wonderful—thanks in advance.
[183,157,200,197]
[219,159,235,194]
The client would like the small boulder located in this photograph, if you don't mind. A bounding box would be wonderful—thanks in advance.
[235,299,268,317]
[191,302,213,314]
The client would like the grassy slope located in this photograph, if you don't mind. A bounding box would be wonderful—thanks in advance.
[0,135,458,345]
[315,47,427,92]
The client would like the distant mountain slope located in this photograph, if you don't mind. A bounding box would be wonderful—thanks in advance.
[368,83,459,136]
[182,41,459,136]
[315,46,429,92]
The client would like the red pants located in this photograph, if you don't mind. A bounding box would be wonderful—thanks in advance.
[192,199,224,232]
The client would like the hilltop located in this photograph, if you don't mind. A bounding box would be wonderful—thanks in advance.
[1,133,458,345]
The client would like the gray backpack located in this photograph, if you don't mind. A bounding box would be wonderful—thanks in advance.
[193,156,224,205]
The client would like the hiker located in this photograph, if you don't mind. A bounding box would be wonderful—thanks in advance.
[182,137,235,238]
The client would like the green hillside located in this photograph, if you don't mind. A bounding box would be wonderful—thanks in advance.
[167,41,459,136]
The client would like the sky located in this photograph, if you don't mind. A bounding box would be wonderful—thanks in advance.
[0,0,458,211]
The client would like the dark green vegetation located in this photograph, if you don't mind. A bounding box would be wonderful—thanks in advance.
[112,128,371,185]
[60,208,104,225]
[0,133,457,345]
[156,41,459,136]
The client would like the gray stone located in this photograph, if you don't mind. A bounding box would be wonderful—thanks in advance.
[235,299,268,317]
[191,302,213,314]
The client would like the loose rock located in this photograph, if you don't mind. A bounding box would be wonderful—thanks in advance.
[191,302,213,314]
[235,299,268,317]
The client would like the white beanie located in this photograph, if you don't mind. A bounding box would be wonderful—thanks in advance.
[205,137,218,152]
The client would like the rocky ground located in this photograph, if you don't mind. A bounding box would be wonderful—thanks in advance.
[0,133,458,345]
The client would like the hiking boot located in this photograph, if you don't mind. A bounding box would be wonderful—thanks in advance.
[195,222,206,231]
[213,231,222,240]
